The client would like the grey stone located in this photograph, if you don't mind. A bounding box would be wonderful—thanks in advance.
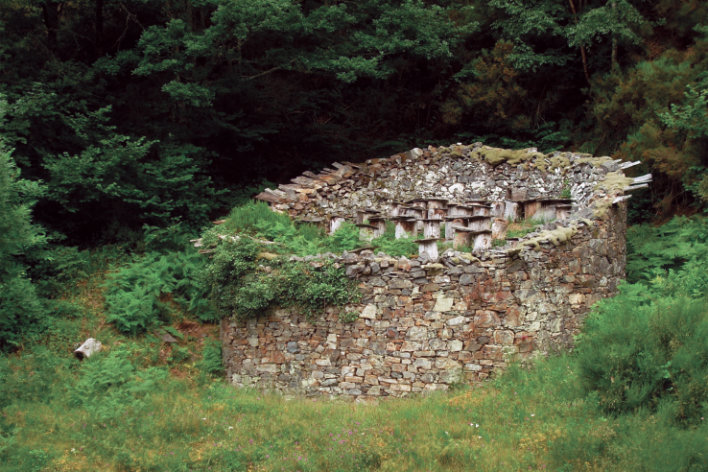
[447,316,468,326]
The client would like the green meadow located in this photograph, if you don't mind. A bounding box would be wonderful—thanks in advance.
[2,215,706,472]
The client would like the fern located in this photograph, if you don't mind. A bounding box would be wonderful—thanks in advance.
[104,249,215,334]
[627,216,708,283]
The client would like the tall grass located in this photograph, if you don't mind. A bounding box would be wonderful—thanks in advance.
[2,215,707,471]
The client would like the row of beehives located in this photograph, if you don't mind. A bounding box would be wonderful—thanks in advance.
[323,197,573,260]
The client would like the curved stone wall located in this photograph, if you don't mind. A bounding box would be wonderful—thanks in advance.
[221,143,640,397]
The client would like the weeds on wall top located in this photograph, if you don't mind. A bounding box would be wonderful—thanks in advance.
[200,202,379,320]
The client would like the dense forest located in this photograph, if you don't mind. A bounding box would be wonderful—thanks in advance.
[1,1,707,470]
[2,0,707,243]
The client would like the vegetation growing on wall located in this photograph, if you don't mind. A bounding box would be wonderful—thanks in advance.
[199,202,426,320]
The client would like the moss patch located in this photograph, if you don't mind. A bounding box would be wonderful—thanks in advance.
[549,155,571,169]
[576,156,614,166]
[506,224,580,253]
[595,171,633,193]
[473,147,545,166]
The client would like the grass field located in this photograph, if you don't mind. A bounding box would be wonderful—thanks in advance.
[2,217,707,471]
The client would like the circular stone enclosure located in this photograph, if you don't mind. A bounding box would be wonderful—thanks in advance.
[220,143,638,397]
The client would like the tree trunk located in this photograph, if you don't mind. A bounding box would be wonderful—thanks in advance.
[42,2,60,54]
[610,1,618,71]
[568,0,592,85]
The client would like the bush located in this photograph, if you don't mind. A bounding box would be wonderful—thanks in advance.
[626,216,708,283]
[27,244,90,298]
[0,435,51,472]
[0,274,47,351]
[0,149,48,351]
[576,275,708,424]
[204,237,359,320]
[68,346,168,421]
[371,222,418,256]
[104,249,214,334]
[198,339,224,377]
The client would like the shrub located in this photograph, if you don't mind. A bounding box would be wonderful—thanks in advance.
[0,274,47,351]
[204,237,359,320]
[371,222,418,256]
[27,244,90,297]
[198,339,224,377]
[576,281,708,424]
[68,346,168,421]
[626,216,708,283]
[104,249,214,334]
[0,149,48,351]
[0,435,51,472]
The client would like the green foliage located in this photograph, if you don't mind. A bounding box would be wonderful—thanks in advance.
[505,217,546,239]
[566,0,648,53]
[0,347,72,408]
[104,249,214,334]
[205,237,359,320]
[0,148,48,351]
[576,215,708,424]
[338,311,360,323]
[371,222,418,256]
[0,435,51,472]
[322,222,362,253]
[560,180,572,199]
[626,216,708,283]
[204,202,361,255]
[576,285,708,423]
[492,238,507,248]
[1,215,707,471]
[216,201,294,237]
[68,346,168,421]
[28,244,90,297]
[197,339,224,377]
[658,77,708,204]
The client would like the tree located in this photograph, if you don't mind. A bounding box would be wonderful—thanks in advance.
[0,137,46,350]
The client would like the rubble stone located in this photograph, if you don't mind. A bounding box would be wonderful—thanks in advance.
[222,144,629,398]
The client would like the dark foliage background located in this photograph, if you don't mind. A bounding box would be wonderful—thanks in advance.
[1,0,706,247]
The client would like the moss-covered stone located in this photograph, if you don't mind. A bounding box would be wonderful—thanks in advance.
[549,155,571,169]
[474,147,545,166]
[506,224,580,252]
[595,171,633,193]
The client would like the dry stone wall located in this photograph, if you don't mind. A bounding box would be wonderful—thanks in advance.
[221,143,641,398]
[221,203,626,397]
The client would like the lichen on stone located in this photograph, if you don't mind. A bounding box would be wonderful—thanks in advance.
[450,145,468,158]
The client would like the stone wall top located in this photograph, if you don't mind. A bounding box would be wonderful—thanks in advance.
[255,143,640,227]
